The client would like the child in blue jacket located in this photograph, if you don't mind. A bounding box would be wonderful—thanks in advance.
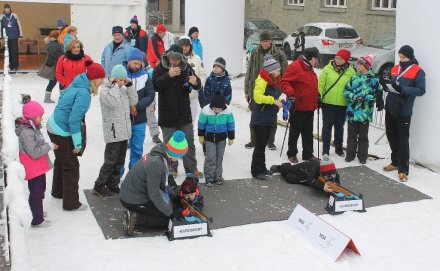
[199,57,232,108]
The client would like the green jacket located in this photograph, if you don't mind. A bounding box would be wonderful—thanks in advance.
[244,45,288,97]
[318,61,356,106]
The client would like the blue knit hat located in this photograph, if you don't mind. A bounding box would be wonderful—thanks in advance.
[56,18,65,27]
[128,48,144,62]
[111,64,128,79]
[130,15,139,25]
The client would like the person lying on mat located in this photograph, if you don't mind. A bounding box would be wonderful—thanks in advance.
[270,154,340,193]
[172,174,206,222]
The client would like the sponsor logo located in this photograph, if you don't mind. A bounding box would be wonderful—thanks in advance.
[179,227,202,233]
[338,203,359,208]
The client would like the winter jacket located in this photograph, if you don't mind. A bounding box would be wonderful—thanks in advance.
[55,52,92,89]
[63,33,76,52]
[119,144,173,216]
[191,38,203,60]
[0,12,22,39]
[245,45,288,97]
[99,79,138,143]
[251,70,282,126]
[385,60,426,117]
[318,61,356,106]
[200,71,232,108]
[16,119,53,180]
[44,37,64,67]
[127,67,155,124]
[294,31,305,52]
[101,42,131,75]
[147,33,165,68]
[124,26,148,53]
[278,161,325,190]
[175,188,204,216]
[280,57,319,111]
[185,52,206,100]
[47,73,91,149]
[344,70,383,123]
[198,104,235,142]
[163,31,176,50]
[153,55,201,127]
[57,25,68,44]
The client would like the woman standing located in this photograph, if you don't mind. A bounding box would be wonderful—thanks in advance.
[43,30,64,103]
[47,61,105,210]
[55,39,92,90]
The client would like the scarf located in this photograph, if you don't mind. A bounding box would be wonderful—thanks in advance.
[65,49,85,61]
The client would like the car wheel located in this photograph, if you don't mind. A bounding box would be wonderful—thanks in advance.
[378,63,393,83]
[283,43,292,60]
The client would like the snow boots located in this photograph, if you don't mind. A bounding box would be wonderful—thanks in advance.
[44,91,55,103]
[122,210,137,236]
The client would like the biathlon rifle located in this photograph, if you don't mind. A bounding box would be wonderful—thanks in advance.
[316,176,358,198]
[180,198,213,223]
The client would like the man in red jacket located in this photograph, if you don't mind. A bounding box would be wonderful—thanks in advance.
[147,24,166,68]
[280,47,320,163]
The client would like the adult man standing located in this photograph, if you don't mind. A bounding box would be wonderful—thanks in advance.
[101,26,131,75]
[1,3,22,71]
[124,15,148,53]
[293,26,305,61]
[244,31,288,150]
[152,44,203,178]
[147,24,166,69]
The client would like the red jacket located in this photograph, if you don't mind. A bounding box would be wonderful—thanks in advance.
[147,33,165,68]
[280,58,319,111]
[55,54,92,88]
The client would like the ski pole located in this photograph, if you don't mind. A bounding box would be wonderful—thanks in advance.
[280,115,290,157]
[317,107,320,159]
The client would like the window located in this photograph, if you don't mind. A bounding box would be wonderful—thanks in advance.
[287,0,304,6]
[304,26,322,36]
[324,0,347,8]
[372,0,397,10]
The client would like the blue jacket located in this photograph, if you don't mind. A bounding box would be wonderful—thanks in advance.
[250,71,281,126]
[191,38,203,60]
[127,67,155,124]
[200,71,232,108]
[198,105,235,142]
[101,42,131,75]
[0,12,22,39]
[63,33,74,52]
[48,73,91,149]
[385,61,426,117]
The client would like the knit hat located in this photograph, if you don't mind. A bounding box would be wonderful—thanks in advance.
[263,54,281,74]
[128,48,144,62]
[166,44,184,60]
[111,64,128,79]
[112,26,123,35]
[166,130,189,158]
[210,91,227,110]
[156,24,167,33]
[4,4,11,9]
[358,54,374,69]
[130,15,138,25]
[56,18,65,27]
[320,154,339,182]
[49,30,60,39]
[21,95,44,120]
[260,31,272,41]
[213,57,226,70]
[179,35,192,46]
[85,60,105,80]
[336,49,351,63]
[181,178,197,194]
[398,45,414,59]
[303,47,319,61]
[188,26,199,37]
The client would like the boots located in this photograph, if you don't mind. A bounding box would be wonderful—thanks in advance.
[44,91,55,103]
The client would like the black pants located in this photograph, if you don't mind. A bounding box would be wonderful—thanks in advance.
[287,110,314,159]
[7,39,19,70]
[385,111,411,174]
[46,79,57,92]
[321,104,346,154]
[96,140,128,188]
[251,125,271,176]
[120,199,169,229]
[249,100,277,146]
[346,121,369,162]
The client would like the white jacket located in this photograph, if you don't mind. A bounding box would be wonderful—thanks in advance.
[185,52,206,100]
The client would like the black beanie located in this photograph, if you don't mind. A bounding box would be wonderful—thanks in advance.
[188,26,199,37]
[210,92,227,110]
[303,47,320,61]
[168,44,183,54]
[112,26,123,35]
[398,45,414,59]
[213,57,226,70]
[260,31,272,41]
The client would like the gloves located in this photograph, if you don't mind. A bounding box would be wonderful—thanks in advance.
[228,139,234,146]
[125,81,133,87]
[317,96,323,109]
[355,96,365,104]
[391,81,401,93]
[168,174,177,190]
[199,136,205,144]
[281,99,291,121]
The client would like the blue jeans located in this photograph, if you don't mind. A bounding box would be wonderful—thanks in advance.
[321,103,347,154]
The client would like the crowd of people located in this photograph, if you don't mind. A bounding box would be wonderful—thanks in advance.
[7,4,425,234]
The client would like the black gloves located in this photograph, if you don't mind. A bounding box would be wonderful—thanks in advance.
[391,81,401,93]
[125,81,133,87]
[317,96,322,109]
[168,174,178,190]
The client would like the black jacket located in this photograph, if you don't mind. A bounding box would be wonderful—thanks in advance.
[152,55,201,127]
[45,38,64,67]
[294,31,305,51]
[278,161,325,190]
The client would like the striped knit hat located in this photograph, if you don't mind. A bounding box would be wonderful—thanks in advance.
[263,54,281,74]
[320,154,340,183]
[166,130,189,158]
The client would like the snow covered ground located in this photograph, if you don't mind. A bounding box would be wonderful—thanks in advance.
[4,71,440,271]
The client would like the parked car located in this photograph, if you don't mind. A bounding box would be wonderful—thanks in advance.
[349,32,395,83]
[244,18,287,48]
[284,22,363,67]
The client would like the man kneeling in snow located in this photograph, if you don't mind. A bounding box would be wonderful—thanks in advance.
[270,155,340,193]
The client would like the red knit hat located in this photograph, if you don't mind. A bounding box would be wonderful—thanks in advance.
[358,54,374,68]
[156,24,167,33]
[181,179,197,194]
[336,49,351,63]
[85,60,105,80]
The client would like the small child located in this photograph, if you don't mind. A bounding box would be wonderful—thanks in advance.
[343,54,383,164]
[16,95,57,227]
[199,57,232,108]
[174,174,204,219]
[93,64,138,197]
[198,92,235,186]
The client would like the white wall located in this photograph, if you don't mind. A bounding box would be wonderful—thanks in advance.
[7,0,145,5]
[185,0,245,76]
[396,1,440,171]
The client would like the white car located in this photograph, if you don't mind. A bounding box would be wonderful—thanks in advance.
[283,22,363,67]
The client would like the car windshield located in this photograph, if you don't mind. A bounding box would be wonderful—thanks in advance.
[251,20,278,30]
[366,33,396,50]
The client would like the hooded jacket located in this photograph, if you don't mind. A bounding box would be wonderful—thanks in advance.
[119,144,173,216]
[251,70,282,126]
[45,37,64,68]
[198,104,235,142]
[147,33,165,68]
[200,71,231,108]
[127,67,155,125]
[185,51,206,100]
